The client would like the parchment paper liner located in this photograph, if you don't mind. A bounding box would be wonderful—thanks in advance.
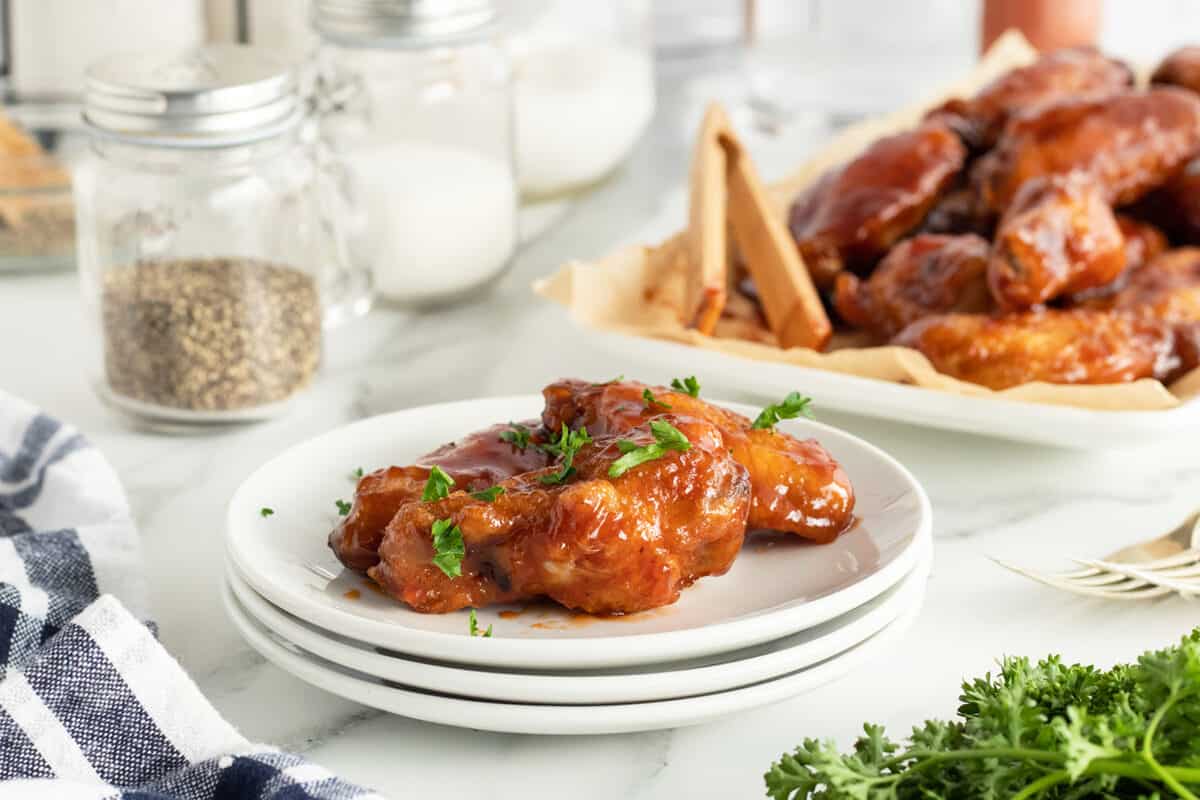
[534,32,1200,412]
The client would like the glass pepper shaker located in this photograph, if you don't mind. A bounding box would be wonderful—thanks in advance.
[75,44,366,428]
[313,0,518,308]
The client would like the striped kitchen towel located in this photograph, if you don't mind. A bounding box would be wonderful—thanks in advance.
[0,390,381,799]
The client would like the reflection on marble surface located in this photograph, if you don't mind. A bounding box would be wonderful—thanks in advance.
[3,58,1200,799]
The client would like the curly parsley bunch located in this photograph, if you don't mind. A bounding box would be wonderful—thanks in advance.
[766,630,1200,799]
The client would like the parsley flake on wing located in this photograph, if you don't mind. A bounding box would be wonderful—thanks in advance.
[608,419,692,478]
[591,374,624,386]
[670,375,701,397]
[470,485,505,502]
[430,517,465,577]
[642,387,672,409]
[498,422,533,451]
[421,465,455,501]
[751,391,815,430]
[539,424,592,485]
[468,608,493,638]
[259,507,274,517]
[335,499,351,516]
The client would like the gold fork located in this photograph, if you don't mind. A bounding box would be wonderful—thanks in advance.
[992,510,1200,600]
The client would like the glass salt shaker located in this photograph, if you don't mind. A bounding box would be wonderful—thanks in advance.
[507,0,655,199]
[75,45,365,428]
[313,0,517,308]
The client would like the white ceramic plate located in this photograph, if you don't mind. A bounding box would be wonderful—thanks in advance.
[582,328,1200,450]
[226,544,929,705]
[222,578,923,735]
[226,396,931,670]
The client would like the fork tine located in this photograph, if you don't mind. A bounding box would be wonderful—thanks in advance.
[1108,549,1200,571]
[990,558,1176,599]
[1075,558,1200,596]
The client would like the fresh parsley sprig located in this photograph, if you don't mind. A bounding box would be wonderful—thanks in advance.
[608,420,692,478]
[642,387,671,409]
[430,518,465,578]
[539,424,592,485]
[335,499,351,516]
[259,507,274,518]
[421,465,455,502]
[671,375,701,397]
[499,422,534,451]
[468,608,493,638]
[751,391,815,430]
[765,629,1200,800]
[470,485,505,502]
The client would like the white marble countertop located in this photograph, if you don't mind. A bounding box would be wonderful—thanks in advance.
[4,60,1200,800]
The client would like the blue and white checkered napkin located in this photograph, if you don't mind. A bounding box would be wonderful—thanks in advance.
[0,390,381,799]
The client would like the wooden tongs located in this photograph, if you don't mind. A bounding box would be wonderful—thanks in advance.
[684,104,831,350]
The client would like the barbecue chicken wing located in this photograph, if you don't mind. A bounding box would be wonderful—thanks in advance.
[920,187,995,237]
[833,233,992,341]
[1131,159,1200,244]
[787,120,967,287]
[989,175,1126,310]
[971,88,1200,214]
[1065,215,1169,304]
[330,421,552,571]
[927,47,1132,151]
[542,379,855,542]
[369,417,751,614]
[1099,248,1200,325]
[893,309,1177,390]
[1152,46,1200,95]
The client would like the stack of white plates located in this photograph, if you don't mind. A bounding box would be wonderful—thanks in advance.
[223,397,933,735]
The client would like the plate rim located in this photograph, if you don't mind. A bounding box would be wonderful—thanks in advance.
[225,394,933,670]
[221,576,924,735]
[225,546,930,704]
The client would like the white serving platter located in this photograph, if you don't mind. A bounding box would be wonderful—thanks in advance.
[225,395,931,670]
[584,328,1200,449]
[226,544,929,705]
[222,577,924,736]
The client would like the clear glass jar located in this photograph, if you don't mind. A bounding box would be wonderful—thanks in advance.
[507,0,655,199]
[315,1,517,308]
[75,45,355,428]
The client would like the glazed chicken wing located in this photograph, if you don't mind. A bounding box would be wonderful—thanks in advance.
[989,175,1126,310]
[1151,46,1200,95]
[330,421,552,571]
[1100,248,1200,325]
[1130,159,1200,244]
[971,88,1200,214]
[926,47,1132,151]
[369,417,751,614]
[787,120,967,287]
[893,309,1177,390]
[542,379,855,542]
[833,233,992,341]
[1066,215,1168,304]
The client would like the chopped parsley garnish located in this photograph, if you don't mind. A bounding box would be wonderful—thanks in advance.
[751,391,814,430]
[539,424,592,485]
[470,485,505,502]
[592,374,624,386]
[335,499,351,516]
[468,608,493,638]
[421,465,455,502]
[431,518,465,578]
[670,375,701,397]
[499,422,533,451]
[766,629,1200,800]
[608,420,692,478]
[642,387,671,409]
[352,467,364,479]
[259,507,274,518]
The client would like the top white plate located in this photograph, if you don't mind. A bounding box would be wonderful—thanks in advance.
[583,328,1200,450]
[225,396,931,670]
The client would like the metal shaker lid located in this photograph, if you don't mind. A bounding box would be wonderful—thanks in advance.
[312,0,498,47]
[84,44,302,147]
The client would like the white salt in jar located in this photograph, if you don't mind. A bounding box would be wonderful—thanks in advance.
[314,0,517,308]
[508,1,655,199]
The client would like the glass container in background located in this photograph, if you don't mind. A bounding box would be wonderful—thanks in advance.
[76,45,362,428]
[314,0,516,308]
[504,0,655,199]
